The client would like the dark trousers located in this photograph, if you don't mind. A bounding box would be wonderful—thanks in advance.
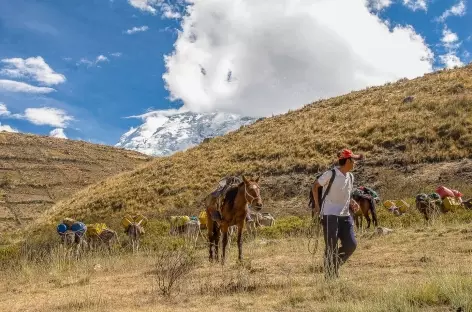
[322,215,357,278]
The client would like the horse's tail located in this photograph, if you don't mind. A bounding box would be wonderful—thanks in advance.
[369,198,378,226]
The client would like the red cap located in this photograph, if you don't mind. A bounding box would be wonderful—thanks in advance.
[338,149,363,160]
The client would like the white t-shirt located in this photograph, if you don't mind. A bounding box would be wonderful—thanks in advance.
[316,167,354,216]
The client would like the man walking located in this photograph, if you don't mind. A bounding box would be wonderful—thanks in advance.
[312,149,363,279]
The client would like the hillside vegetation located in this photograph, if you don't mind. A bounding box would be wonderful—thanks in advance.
[0,133,151,233]
[2,222,472,312]
[33,64,472,228]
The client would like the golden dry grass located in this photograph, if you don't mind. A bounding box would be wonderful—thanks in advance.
[29,64,472,229]
[2,221,472,312]
[0,132,151,233]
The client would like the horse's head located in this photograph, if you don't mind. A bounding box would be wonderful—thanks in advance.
[242,175,263,211]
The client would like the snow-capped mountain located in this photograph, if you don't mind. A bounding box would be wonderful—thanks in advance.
[116,110,257,156]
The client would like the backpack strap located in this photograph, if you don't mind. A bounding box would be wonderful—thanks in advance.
[320,168,336,214]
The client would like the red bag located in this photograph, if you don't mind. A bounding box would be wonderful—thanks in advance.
[436,186,454,199]
[452,189,463,198]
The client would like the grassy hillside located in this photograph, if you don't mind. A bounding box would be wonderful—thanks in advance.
[33,64,472,228]
[0,132,151,233]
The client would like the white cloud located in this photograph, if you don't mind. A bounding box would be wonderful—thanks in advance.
[22,107,74,128]
[438,1,466,22]
[0,122,18,133]
[441,27,460,48]
[160,3,181,19]
[49,128,68,139]
[96,55,109,63]
[162,0,434,117]
[439,26,464,69]
[128,0,157,14]
[128,0,182,18]
[403,0,428,11]
[0,79,55,93]
[368,0,392,11]
[0,103,11,117]
[77,55,110,67]
[0,103,74,129]
[124,26,149,34]
[111,52,122,57]
[439,53,464,68]
[0,56,66,86]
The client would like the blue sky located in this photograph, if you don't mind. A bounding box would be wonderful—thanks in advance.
[0,0,470,146]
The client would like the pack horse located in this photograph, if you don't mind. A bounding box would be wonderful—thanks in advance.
[205,175,264,264]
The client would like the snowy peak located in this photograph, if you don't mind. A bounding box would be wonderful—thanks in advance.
[116,110,257,156]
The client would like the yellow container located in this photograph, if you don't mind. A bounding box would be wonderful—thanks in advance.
[135,214,148,226]
[121,215,132,229]
[384,200,410,213]
[394,200,410,213]
[443,197,462,212]
[198,210,207,226]
[170,216,190,227]
[383,200,396,209]
[86,223,107,236]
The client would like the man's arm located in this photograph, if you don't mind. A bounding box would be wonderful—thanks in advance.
[312,181,322,214]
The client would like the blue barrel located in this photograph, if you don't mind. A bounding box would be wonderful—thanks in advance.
[57,223,68,234]
[71,222,86,235]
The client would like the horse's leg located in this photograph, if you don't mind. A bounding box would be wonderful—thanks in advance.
[214,222,220,261]
[207,219,215,261]
[237,222,244,262]
[370,198,378,227]
[363,202,371,229]
[221,223,229,265]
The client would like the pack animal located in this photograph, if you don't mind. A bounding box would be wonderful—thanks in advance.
[205,175,263,264]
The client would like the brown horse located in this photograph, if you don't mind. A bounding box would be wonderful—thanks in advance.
[126,221,145,253]
[415,199,442,222]
[352,197,378,230]
[87,228,119,251]
[205,175,263,264]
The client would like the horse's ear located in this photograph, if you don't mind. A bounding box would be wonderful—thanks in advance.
[242,175,249,184]
[254,176,260,183]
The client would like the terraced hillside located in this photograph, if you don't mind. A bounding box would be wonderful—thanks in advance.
[34,64,472,228]
[0,132,151,232]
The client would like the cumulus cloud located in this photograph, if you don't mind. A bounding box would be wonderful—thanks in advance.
[403,0,428,11]
[124,26,149,34]
[0,79,55,93]
[441,27,460,49]
[438,1,466,22]
[439,26,464,69]
[128,0,182,18]
[49,128,68,139]
[368,0,392,11]
[0,103,74,129]
[22,107,74,128]
[0,56,66,86]
[439,53,464,69]
[0,122,18,133]
[0,103,11,117]
[162,0,434,117]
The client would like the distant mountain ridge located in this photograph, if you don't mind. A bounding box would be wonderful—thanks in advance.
[115,110,257,156]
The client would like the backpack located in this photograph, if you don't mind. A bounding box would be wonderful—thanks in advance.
[308,168,353,213]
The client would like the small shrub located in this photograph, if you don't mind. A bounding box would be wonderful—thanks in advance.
[152,245,197,297]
